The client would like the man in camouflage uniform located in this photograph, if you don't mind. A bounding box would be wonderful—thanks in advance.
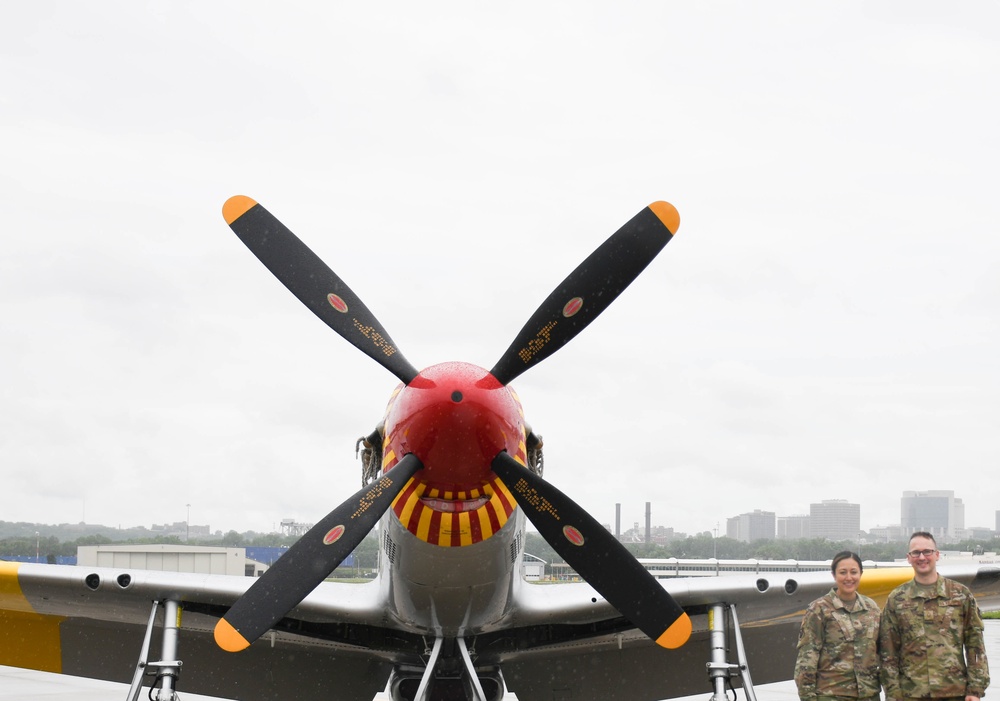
[879,531,990,701]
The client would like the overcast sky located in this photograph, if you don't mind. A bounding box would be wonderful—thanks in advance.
[2,3,998,540]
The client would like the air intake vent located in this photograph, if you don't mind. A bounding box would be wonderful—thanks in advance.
[509,532,522,564]
[382,530,397,564]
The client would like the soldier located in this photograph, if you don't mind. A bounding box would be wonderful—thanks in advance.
[879,531,990,701]
[795,551,882,701]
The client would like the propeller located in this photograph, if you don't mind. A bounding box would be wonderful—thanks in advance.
[222,196,419,385]
[491,452,691,648]
[489,201,679,386]
[216,195,688,652]
[214,454,422,652]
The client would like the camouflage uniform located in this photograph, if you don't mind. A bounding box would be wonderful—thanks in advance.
[879,576,990,700]
[795,588,882,701]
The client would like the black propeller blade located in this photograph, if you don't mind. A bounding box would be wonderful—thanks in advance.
[214,454,423,652]
[222,196,420,385]
[490,202,679,386]
[491,452,691,649]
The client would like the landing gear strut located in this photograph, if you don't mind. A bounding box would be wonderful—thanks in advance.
[706,603,757,701]
[385,635,504,701]
[126,599,183,701]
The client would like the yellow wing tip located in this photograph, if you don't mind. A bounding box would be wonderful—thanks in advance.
[649,201,680,235]
[655,611,692,649]
[859,567,914,604]
[214,617,251,653]
[222,195,257,225]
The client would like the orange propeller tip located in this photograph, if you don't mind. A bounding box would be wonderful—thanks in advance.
[214,618,251,653]
[655,611,692,649]
[222,195,258,225]
[649,201,680,235]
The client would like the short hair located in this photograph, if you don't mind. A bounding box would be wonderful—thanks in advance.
[909,531,937,546]
[831,550,863,575]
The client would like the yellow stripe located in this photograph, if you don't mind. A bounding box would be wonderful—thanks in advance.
[416,504,434,542]
[437,513,453,547]
[458,512,473,546]
[0,562,64,672]
[0,561,34,613]
[393,479,423,525]
[859,568,913,606]
[493,477,516,502]
[477,507,494,540]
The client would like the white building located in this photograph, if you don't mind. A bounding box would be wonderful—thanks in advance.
[726,510,775,543]
[777,515,810,540]
[77,544,266,576]
[810,499,861,542]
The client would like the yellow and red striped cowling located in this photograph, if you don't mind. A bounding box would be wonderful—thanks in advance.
[390,471,519,547]
[381,371,528,547]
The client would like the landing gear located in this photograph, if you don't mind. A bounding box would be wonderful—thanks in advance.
[385,635,505,701]
[126,599,183,701]
[706,604,757,701]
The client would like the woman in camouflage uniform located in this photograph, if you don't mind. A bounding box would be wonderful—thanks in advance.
[794,551,882,701]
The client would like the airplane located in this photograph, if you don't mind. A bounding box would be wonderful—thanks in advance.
[2,197,999,701]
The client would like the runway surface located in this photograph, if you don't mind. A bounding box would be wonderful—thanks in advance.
[2,621,998,700]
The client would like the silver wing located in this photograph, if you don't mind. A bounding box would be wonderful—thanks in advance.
[2,560,999,701]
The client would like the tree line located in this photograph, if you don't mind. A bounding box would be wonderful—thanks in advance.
[525,533,1000,566]
[5,530,996,568]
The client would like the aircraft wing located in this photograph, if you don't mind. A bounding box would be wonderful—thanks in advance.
[499,563,1000,700]
[0,560,398,700]
[3,560,998,701]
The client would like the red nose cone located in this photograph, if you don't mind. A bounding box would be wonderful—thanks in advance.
[384,362,523,491]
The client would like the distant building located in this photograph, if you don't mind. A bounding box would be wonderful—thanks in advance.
[280,519,314,537]
[521,553,546,581]
[78,544,262,576]
[967,526,994,541]
[869,524,907,543]
[726,510,775,543]
[810,500,861,542]
[777,515,810,540]
[901,490,964,542]
[151,521,211,540]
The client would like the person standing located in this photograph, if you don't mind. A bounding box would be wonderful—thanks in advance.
[879,531,990,701]
[795,551,882,701]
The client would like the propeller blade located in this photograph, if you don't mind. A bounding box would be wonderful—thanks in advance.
[491,452,691,649]
[222,196,420,385]
[214,454,423,652]
[489,202,680,386]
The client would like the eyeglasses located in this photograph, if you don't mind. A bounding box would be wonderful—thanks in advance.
[907,549,937,559]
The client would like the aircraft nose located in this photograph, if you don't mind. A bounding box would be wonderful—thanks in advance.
[385,362,524,491]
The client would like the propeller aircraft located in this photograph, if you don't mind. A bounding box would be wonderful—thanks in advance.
[2,197,999,701]
[212,195,690,660]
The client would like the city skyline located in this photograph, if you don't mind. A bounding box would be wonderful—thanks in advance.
[6,486,998,543]
[613,488,996,538]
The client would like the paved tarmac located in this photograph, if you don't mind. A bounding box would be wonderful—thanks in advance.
[2,621,999,700]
